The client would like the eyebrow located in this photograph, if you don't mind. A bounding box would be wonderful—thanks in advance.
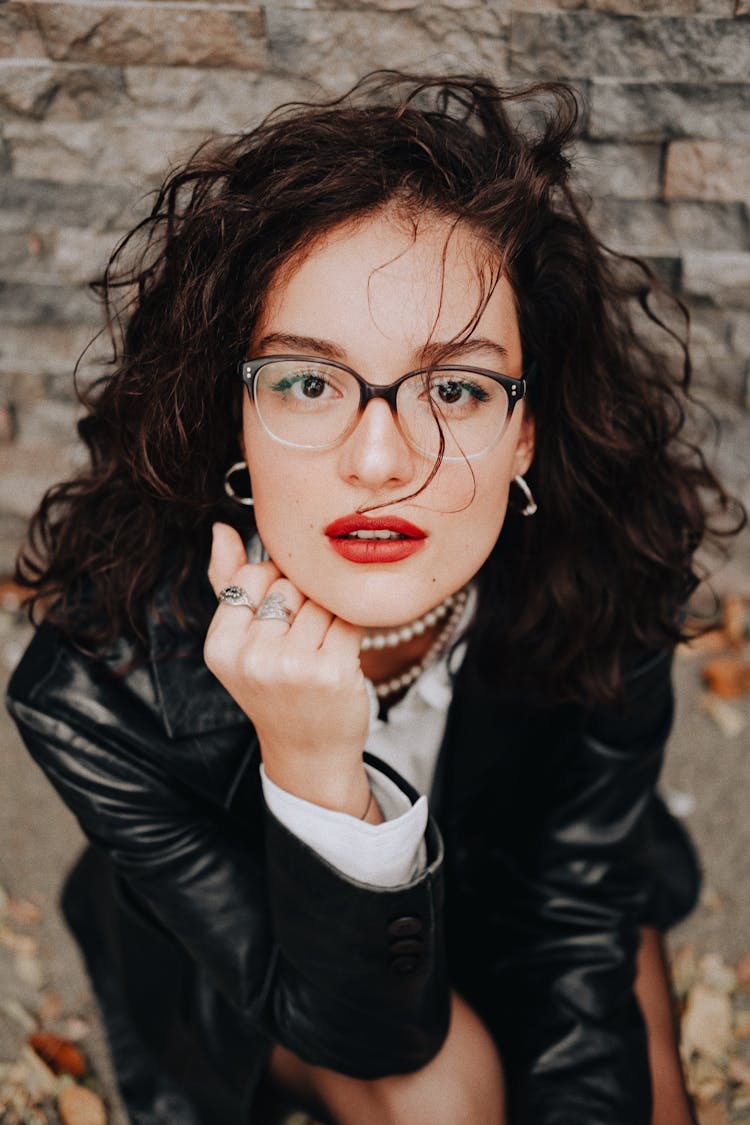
[253,332,510,367]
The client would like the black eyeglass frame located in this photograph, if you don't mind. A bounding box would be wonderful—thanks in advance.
[239,354,533,458]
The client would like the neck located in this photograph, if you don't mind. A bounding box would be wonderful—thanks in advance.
[359,586,469,690]
[359,622,441,684]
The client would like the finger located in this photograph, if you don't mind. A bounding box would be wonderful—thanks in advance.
[223,559,281,603]
[322,616,364,660]
[210,562,289,670]
[284,599,335,652]
[205,561,281,674]
[208,522,250,595]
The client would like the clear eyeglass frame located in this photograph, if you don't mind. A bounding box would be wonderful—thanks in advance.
[238,354,531,462]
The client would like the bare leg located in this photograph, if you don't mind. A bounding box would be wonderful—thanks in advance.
[266,929,687,1125]
[268,991,505,1125]
[635,926,696,1125]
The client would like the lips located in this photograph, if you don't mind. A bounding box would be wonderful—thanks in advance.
[325,515,427,564]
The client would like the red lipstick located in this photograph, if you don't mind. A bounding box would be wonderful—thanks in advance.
[324,515,427,564]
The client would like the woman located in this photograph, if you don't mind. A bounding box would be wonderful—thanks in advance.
[6,73,738,1124]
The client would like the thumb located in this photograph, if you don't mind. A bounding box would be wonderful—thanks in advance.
[208,522,249,595]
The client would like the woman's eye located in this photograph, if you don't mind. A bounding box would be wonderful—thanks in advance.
[429,377,490,407]
[270,371,338,400]
[299,374,325,398]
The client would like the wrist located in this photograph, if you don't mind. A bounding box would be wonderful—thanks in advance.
[360,789,384,825]
[262,753,371,817]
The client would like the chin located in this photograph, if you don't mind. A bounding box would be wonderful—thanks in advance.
[316,580,456,630]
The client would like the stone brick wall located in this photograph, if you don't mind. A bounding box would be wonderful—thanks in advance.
[1,1,749,578]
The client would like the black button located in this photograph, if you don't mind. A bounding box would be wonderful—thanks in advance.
[388,938,422,957]
[390,955,419,974]
[388,915,423,939]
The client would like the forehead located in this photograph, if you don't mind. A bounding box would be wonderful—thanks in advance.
[253,208,519,355]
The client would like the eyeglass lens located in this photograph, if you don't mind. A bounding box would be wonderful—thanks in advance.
[253,359,510,459]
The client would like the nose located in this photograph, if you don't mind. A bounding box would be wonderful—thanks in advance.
[337,398,416,490]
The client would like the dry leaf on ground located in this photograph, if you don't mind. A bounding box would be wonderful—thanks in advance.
[62,1018,91,1043]
[7,898,43,926]
[699,954,737,996]
[15,952,45,989]
[687,1055,727,1102]
[727,1055,750,1087]
[700,886,725,914]
[696,1100,729,1125]
[2,998,37,1033]
[57,1083,107,1125]
[0,579,27,613]
[0,925,39,956]
[664,788,696,818]
[722,596,748,646]
[672,944,698,1000]
[681,984,733,1062]
[37,990,64,1023]
[732,1086,750,1113]
[21,1045,58,1099]
[28,1032,86,1079]
[702,658,750,699]
[681,629,729,656]
[697,693,746,738]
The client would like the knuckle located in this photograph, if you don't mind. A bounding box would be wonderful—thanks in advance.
[277,650,303,682]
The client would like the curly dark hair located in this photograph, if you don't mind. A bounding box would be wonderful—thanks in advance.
[16,72,742,706]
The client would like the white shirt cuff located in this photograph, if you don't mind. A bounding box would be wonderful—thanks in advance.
[260,763,428,888]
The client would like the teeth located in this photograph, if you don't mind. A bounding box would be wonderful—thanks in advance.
[345,529,405,540]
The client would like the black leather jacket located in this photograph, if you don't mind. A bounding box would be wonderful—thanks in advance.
[6,587,697,1124]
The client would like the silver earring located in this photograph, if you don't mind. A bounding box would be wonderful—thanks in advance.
[224,460,254,506]
[514,474,537,516]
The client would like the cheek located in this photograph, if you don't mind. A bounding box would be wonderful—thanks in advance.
[242,413,286,505]
[425,447,513,524]
[243,438,324,562]
[470,488,510,554]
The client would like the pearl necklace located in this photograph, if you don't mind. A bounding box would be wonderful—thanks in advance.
[363,587,470,701]
[360,588,464,651]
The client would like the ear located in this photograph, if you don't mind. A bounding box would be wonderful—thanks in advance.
[511,409,535,478]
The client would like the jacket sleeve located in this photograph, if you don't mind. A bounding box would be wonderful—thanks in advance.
[474,648,675,1125]
[6,623,449,1078]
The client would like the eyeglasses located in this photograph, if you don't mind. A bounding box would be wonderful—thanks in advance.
[239,354,530,461]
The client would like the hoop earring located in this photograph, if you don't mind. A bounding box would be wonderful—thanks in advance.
[224,460,254,507]
[514,474,537,517]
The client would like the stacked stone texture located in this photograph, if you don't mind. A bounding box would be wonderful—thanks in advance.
[1,1,749,574]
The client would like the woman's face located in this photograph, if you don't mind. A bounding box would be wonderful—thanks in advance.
[241,209,535,627]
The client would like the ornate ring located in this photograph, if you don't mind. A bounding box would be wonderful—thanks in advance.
[255,592,294,625]
[218,586,257,612]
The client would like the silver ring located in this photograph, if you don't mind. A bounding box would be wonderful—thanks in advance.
[255,592,294,624]
[218,585,257,612]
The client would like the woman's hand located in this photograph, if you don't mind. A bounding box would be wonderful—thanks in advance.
[204,522,372,816]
